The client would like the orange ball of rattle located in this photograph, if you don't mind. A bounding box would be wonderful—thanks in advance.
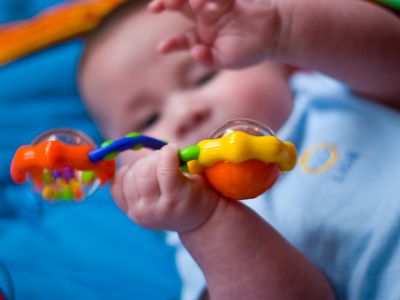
[204,159,281,200]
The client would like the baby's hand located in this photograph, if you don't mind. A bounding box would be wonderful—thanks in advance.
[149,0,285,68]
[111,144,220,232]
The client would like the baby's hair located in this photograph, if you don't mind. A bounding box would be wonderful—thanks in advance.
[80,0,149,71]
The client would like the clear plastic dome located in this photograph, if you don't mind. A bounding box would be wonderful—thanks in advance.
[204,119,280,200]
[32,128,95,146]
[30,129,100,203]
[210,118,275,139]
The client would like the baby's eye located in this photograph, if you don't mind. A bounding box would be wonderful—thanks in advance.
[194,71,219,87]
[139,113,160,130]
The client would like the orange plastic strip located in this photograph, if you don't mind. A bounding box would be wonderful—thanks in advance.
[0,0,127,65]
[10,140,116,186]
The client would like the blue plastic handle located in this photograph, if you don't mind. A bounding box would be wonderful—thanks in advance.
[89,135,167,163]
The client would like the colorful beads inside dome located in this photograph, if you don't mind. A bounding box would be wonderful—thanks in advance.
[31,129,101,203]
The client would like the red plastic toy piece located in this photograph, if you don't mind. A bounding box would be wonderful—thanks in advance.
[203,160,281,200]
[10,140,115,188]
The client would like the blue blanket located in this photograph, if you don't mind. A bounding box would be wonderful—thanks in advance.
[0,1,181,299]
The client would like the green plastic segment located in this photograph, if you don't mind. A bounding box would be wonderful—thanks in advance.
[180,165,189,173]
[132,144,143,150]
[104,151,119,160]
[101,140,113,147]
[374,0,400,9]
[179,145,200,163]
[101,139,119,160]
[126,132,140,138]
[127,133,144,150]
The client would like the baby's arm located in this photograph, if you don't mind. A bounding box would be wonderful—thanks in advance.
[279,0,400,106]
[181,193,335,300]
[150,0,400,106]
[111,145,335,300]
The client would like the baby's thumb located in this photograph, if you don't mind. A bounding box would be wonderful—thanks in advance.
[157,143,187,194]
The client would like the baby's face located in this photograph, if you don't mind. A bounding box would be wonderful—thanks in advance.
[79,8,292,164]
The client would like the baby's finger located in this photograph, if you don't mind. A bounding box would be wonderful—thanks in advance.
[149,0,194,18]
[163,0,185,10]
[157,144,187,196]
[190,0,233,19]
[148,0,165,13]
[158,29,198,54]
[158,36,188,54]
[149,0,184,12]
[131,151,161,200]
[190,44,215,66]
[110,165,130,212]
[188,0,208,11]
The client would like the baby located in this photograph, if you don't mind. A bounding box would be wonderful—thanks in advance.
[79,0,400,299]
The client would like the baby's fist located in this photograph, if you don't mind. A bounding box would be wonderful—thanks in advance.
[111,144,220,233]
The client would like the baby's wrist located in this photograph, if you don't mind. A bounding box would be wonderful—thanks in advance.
[269,0,296,63]
[178,195,233,238]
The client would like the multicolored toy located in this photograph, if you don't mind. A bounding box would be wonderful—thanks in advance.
[10,119,297,202]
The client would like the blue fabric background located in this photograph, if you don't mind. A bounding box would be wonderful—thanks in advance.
[0,1,181,299]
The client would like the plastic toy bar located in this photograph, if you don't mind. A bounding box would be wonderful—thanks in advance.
[10,119,297,203]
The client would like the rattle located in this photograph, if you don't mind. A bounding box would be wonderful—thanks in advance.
[10,119,297,202]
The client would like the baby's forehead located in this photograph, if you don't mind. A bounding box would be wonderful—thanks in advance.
[116,9,191,44]
[99,10,192,64]
[82,8,197,108]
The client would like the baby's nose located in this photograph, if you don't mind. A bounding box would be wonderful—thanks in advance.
[176,105,211,138]
[166,93,212,138]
